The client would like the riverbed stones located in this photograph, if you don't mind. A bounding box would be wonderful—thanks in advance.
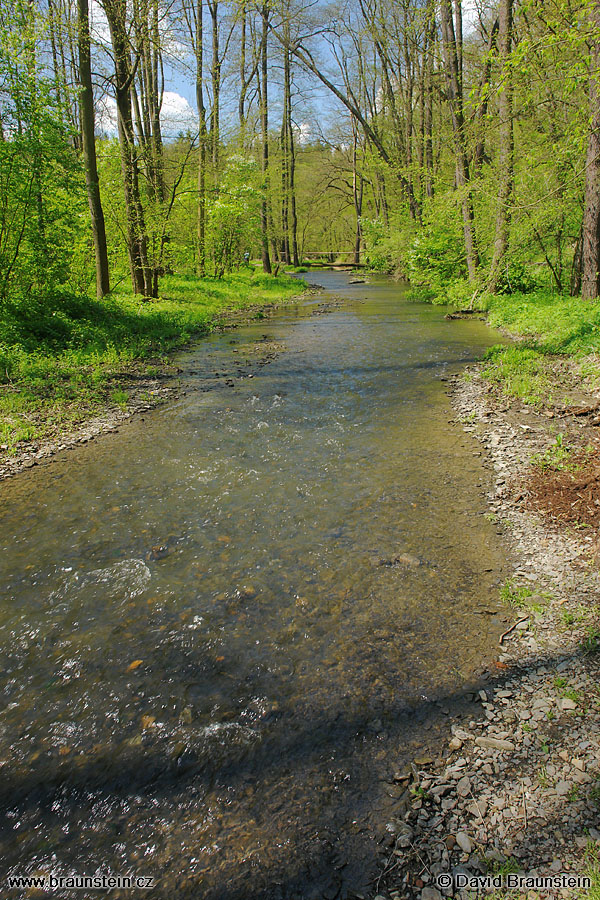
[455,832,472,853]
[456,776,471,797]
[560,698,577,710]
[420,889,442,900]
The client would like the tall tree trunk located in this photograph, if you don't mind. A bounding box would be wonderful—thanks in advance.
[473,19,498,173]
[423,3,435,199]
[280,123,290,263]
[571,226,583,295]
[582,0,600,299]
[238,2,247,132]
[77,0,110,298]
[288,62,299,266]
[208,0,220,177]
[352,123,363,265]
[259,1,271,273]
[488,0,514,291]
[279,18,295,266]
[195,0,207,275]
[103,0,153,295]
[150,0,165,202]
[440,0,479,281]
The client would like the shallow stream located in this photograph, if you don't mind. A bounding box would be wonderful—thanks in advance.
[0,272,507,898]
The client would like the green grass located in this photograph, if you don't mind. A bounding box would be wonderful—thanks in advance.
[409,284,600,404]
[585,843,600,900]
[500,578,534,607]
[531,433,578,472]
[477,291,600,404]
[499,579,551,615]
[0,271,305,450]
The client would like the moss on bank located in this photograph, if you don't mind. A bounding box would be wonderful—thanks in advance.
[0,271,304,449]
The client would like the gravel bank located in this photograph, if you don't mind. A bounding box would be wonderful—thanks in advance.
[374,366,600,900]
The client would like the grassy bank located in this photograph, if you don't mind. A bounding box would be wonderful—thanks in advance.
[0,270,304,450]
[415,286,600,406]
[480,291,600,405]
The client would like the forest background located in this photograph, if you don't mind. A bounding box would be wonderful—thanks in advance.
[2,0,600,447]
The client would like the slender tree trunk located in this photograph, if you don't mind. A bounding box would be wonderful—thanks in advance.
[208,0,220,177]
[280,123,290,263]
[280,20,294,265]
[288,70,299,266]
[103,0,153,295]
[473,19,498,173]
[259,1,271,273]
[352,123,363,265]
[77,0,110,298]
[423,3,435,199]
[488,0,514,291]
[150,0,165,203]
[238,3,247,132]
[582,0,600,299]
[195,0,207,275]
[571,226,583,295]
[440,0,479,281]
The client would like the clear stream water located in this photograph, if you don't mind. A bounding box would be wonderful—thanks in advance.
[0,273,507,899]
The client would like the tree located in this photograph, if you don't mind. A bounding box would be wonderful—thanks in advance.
[258,0,271,273]
[77,0,110,298]
[439,0,479,281]
[101,0,153,295]
[488,0,514,292]
[582,0,600,299]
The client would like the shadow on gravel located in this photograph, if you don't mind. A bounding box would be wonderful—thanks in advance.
[1,643,598,899]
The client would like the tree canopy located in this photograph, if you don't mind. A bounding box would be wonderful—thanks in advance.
[0,0,598,301]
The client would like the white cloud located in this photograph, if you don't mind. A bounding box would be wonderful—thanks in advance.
[161,91,197,133]
[96,91,197,137]
[293,122,313,146]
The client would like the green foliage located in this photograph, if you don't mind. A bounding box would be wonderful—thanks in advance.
[531,433,575,471]
[405,202,467,288]
[491,262,538,295]
[585,841,600,900]
[481,344,551,404]
[500,579,534,607]
[0,0,87,303]
[208,155,261,277]
[474,290,600,403]
[581,627,600,655]
[485,292,600,354]
[362,217,403,272]
[364,197,467,286]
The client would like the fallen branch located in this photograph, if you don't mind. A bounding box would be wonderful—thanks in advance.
[499,615,529,644]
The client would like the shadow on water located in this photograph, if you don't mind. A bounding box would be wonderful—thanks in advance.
[1,644,596,900]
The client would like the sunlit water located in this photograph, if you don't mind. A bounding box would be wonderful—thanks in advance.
[0,273,506,899]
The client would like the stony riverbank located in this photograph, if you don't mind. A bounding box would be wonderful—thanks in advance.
[375,365,600,900]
